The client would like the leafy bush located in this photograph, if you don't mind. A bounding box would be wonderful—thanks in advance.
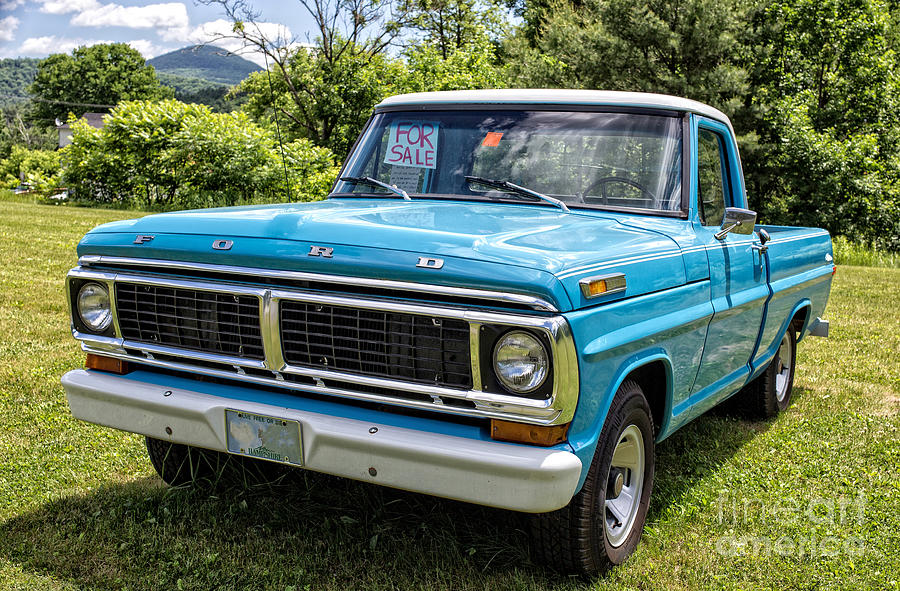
[62,99,339,209]
[0,145,62,194]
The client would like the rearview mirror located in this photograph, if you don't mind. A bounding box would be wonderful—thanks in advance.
[715,207,757,240]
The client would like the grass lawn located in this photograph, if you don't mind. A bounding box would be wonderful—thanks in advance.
[0,201,898,590]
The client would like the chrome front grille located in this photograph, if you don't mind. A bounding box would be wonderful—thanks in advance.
[280,301,472,389]
[69,262,579,426]
[116,282,265,360]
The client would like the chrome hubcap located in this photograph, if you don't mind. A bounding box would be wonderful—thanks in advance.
[603,424,645,548]
[775,333,792,403]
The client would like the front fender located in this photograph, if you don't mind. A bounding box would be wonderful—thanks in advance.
[566,351,675,492]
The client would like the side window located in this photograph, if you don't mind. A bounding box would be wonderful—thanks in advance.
[697,128,730,226]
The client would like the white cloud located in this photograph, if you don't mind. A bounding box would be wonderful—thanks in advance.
[0,0,25,11]
[70,2,189,31]
[162,18,297,67]
[128,38,169,59]
[0,15,19,42]
[37,0,101,15]
[16,35,113,56]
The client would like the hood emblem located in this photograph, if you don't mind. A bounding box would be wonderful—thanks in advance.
[416,257,444,269]
[309,246,334,258]
[212,239,233,251]
[133,234,154,244]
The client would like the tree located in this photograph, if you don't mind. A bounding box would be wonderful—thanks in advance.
[505,0,752,116]
[402,36,506,92]
[29,43,172,123]
[1,104,56,158]
[400,0,510,58]
[745,0,900,249]
[235,43,406,156]
[198,0,416,157]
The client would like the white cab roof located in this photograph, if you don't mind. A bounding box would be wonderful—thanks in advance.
[377,89,732,128]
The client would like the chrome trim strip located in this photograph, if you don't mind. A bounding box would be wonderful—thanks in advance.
[261,290,284,372]
[67,267,580,425]
[469,323,482,392]
[268,289,551,324]
[78,255,559,312]
[124,340,269,370]
[113,272,266,297]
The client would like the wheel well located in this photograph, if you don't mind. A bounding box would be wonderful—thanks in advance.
[628,361,667,437]
[790,306,810,336]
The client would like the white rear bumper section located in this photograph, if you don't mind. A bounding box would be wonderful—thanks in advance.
[62,369,582,513]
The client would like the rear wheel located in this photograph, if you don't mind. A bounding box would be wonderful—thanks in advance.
[531,380,655,574]
[741,329,797,418]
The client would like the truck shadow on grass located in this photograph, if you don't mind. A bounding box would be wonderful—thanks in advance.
[0,406,779,590]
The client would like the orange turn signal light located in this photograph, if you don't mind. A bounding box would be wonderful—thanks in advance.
[86,353,130,375]
[491,419,569,446]
[579,273,626,299]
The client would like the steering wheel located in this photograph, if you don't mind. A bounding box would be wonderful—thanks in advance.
[582,176,656,204]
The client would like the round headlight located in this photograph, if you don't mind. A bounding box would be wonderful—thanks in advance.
[77,282,112,332]
[493,331,549,394]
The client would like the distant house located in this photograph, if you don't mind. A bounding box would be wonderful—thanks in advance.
[57,112,106,149]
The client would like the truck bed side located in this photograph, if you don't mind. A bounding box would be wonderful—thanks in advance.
[752,225,834,377]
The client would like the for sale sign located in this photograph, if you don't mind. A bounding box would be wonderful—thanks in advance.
[384,121,439,169]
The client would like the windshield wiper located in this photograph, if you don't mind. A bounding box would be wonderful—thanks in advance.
[464,176,570,213]
[340,176,411,201]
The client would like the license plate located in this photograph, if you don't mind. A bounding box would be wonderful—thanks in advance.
[225,409,303,466]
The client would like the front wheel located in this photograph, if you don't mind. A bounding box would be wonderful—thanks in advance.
[145,437,223,486]
[146,437,294,487]
[531,380,655,574]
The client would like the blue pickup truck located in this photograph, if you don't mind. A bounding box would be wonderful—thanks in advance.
[62,90,834,574]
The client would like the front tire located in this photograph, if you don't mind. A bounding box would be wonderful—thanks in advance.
[145,437,226,486]
[531,380,655,575]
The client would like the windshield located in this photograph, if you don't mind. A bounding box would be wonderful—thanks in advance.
[333,109,684,213]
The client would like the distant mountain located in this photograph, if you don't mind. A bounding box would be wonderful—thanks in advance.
[149,45,261,87]
[156,72,247,112]
[0,58,40,108]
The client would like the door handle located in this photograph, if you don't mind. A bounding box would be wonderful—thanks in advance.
[752,228,771,254]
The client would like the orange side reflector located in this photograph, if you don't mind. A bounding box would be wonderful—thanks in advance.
[86,353,130,375]
[491,419,569,447]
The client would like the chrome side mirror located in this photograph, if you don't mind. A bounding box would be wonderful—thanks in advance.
[715,207,757,240]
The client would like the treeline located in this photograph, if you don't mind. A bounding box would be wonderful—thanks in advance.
[3,0,899,250]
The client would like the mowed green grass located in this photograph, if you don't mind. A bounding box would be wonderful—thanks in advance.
[0,201,898,590]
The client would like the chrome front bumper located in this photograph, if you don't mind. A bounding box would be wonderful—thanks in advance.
[62,369,582,513]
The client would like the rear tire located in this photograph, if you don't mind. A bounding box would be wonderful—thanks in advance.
[531,380,655,575]
[742,329,797,419]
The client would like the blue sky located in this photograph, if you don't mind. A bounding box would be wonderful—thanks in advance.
[0,0,319,64]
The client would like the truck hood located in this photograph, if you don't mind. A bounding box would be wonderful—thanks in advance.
[78,199,687,311]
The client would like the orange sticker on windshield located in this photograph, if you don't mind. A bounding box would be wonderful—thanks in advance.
[482,132,503,147]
